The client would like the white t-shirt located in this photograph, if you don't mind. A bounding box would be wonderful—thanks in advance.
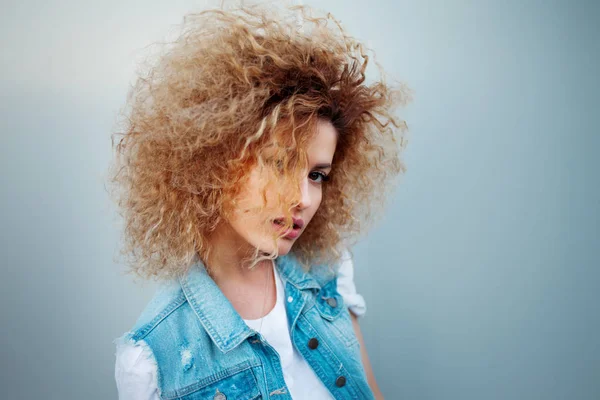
[115,251,366,400]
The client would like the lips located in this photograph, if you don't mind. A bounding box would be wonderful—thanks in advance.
[273,217,304,239]
[292,217,304,230]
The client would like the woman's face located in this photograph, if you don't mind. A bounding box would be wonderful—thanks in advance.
[226,119,338,257]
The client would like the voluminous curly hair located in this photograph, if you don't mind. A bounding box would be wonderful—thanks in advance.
[107,1,411,280]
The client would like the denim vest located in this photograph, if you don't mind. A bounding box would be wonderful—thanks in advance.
[118,253,375,400]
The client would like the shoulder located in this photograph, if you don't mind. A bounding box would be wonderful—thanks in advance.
[306,247,367,317]
[113,280,182,399]
[113,279,199,399]
[114,277,209,351]
[332,247,367,317]
[306,247,356,285]
[127,280,187,338]
[305,247,350,286]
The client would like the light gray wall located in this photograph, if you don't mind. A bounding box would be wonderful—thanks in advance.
[1,1,598,399]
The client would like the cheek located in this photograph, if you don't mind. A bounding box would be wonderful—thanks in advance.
[235,170,272,213]
[306,189,324,222]
[315,194,323,210]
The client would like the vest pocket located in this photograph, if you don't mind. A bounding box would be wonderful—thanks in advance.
[170,365,261,400]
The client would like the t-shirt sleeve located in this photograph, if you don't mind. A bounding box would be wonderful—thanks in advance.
[336,247,367,317]
[114,339,161,400]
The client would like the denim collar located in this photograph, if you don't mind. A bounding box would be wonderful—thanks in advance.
[178,253,321,353]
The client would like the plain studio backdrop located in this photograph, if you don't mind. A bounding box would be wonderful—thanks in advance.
[1,0,598,399]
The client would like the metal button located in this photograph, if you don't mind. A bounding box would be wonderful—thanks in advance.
[335,376,346,387]
[326,297,337,308]
[308,337,319,350]
[213,389,227,400]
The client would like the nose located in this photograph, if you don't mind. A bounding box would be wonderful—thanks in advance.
[294,176,312,210]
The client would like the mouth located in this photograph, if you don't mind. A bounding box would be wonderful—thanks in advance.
[273,217,304,239]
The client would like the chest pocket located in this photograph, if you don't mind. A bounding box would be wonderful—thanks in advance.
[168,366,261,400]
[315,278,359,347]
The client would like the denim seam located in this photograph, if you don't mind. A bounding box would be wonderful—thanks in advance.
[329,307,359,347]
[161,360,261,399]
[180,277,229,351]
[300,313,360,399]
[131,292,188,341]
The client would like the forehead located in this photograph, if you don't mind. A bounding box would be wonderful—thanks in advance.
[264,118,338,160]
[306,119,338,161]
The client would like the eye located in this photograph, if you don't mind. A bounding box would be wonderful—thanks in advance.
[308,171,330,183]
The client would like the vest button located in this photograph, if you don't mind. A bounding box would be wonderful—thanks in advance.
[213,389,227,400]
[335,376,346,387]
[308,337,319,349]
[326,297,337,308]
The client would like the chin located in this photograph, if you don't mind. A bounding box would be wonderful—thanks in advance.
[252,235,295,257]
[276,241,294,256]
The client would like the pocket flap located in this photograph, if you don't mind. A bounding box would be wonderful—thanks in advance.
[170,365,261,400]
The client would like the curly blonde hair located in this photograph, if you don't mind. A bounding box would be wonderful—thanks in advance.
[107,2,411,280]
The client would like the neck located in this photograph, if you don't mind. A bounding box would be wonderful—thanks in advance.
[204,219,273,288]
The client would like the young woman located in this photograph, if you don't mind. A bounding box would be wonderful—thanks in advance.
[109,3,409,399]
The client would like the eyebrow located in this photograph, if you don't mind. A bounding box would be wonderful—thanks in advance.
[313,163,332,169]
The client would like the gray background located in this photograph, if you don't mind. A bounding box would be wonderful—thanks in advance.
[1,0,599,399]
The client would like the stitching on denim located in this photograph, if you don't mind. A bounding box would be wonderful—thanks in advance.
[180,277,227,351]
[276,256,320,291]
[180,275,255,353]
[131,292,188,341]
[247,365,267,400]
[286,283,307,341]
[161,360,261,399]
[325,303,359,347]
[298,314,360,399]
[293,315,330,390]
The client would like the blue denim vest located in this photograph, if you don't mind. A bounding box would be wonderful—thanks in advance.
[117,252,375,400]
